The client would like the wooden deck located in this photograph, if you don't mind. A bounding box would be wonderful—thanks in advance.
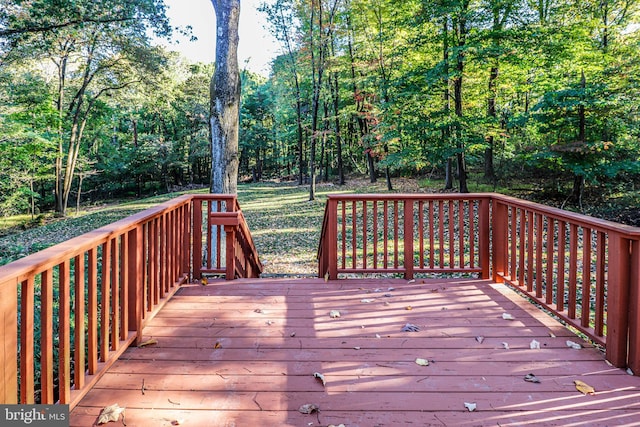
[69,277,640,426]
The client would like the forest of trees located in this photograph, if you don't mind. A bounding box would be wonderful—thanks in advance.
[1,0,639,217]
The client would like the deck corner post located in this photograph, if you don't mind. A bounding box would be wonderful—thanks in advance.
[225,225,237,280]
[479,198,490,279]
[403,200,414,280]
[327,198,339,280]
[127,226,144,344]
[627,238,640,375]
[605,232,631,368]
[192,198,203,280]
[491,199,507,283]
[0,279,18,404]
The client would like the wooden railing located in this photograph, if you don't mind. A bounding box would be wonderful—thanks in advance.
[0,194,261,407]
[318,193,640,374]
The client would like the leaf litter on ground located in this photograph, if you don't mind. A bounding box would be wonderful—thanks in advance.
[97,403,125,425]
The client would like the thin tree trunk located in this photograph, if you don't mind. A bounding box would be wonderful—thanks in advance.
[210,0,241,195]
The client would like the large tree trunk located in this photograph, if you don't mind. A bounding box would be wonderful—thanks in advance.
[210,0,241,195]
[453,3,469,194]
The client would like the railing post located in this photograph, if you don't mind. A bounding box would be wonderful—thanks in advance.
[128,226,144,345]
[606,232,631,368]
[225,225,236,280]
[491,199,507,283]
[403,200,414,280]
[327,198,338,280]
[192,198,203,280]
[0,279,18,403]
[479,198,490,279]
[627,238,640,375]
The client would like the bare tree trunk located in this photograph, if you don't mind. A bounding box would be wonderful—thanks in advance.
[210,0,241,195]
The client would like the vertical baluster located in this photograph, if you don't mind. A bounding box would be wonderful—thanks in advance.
[448,200,454,268]
[206,201,212,269]
[120,233,128,340]
[458,200,464,268]
[393,200,399,268]
[58,260,71,404]
[568,224,578,319]
[87,248,98,374]
[110,237,119,351]
[557,221,566,312]
[40,269,54,403]
[509,207,517,281]
[535,214,543,298]
[341,201,346,270]
[383,201,389,269]
[373,201,379,269]
[74,254,86,390]
[429,200,435,269]
[418,201,424,269]
[352,201,357,270]
[404,200,414,279]
[192,199,203,279]
[518,209,525,287]
[101,241,110,362]
[526,211,534,292]
[438,201,445,268]
[20,277,34,403]
[594,232,606,336]
[469,201,475,269]
[363,201,368,269]
[581,228,592,327]
[545,218,555,305]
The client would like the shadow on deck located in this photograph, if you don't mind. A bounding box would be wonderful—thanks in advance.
[70,277,640,426]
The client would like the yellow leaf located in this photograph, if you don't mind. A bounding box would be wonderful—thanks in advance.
[98,403,125,424]
[214,341,222,349]
[405,306,412,310]
[200,278,207,286]
[574,380,595,395]
[138,338,158,348]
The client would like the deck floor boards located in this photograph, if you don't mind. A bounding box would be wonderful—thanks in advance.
[70,278,640,426]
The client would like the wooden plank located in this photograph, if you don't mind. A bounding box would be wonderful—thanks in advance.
[70,277,640,426]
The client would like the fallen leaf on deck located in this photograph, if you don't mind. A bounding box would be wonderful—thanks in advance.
[627,368,635,376]
[354,346,361,350]
[387,287,395,291]
[475,336,485,344]
[97,403,125,424]
[549,332,557,338]
[401,323,420,332]
[524,373,541,383]
[290,332,296,337]
[324,272,329,282]
[502,313,515,320]
[415,358,430,366]
[313,372,326,386]
[266,320,274,325]
[328,424,346,427]
[298,403,320,414]
[137,338,158,348]
[360,298,374,303]
[407,279,416,284]
[501,342,510,350]
[574,380,595,395]
[375,334,381,338]
[530,339,540,349]
[566,340,582,349]
[200,278,207,286]
[464,402,477,412]
[214,341,222,349]
[405,306,413,310]
[171,419,185,425]
[329,310,341,318]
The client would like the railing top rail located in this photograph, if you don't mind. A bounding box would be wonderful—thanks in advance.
[324,192,640,238]
[0,194,194,284]
[326,193,493,201]
[491,193,640,238]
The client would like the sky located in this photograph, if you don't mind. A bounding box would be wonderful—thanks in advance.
[160,0,278,75]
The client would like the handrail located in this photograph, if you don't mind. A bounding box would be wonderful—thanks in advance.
[318,192,640,375]
[0,194,262,407]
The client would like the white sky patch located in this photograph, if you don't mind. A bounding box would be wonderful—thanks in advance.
[159,0,278,76]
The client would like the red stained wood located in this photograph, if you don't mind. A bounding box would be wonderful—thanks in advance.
[70,278,640,426]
